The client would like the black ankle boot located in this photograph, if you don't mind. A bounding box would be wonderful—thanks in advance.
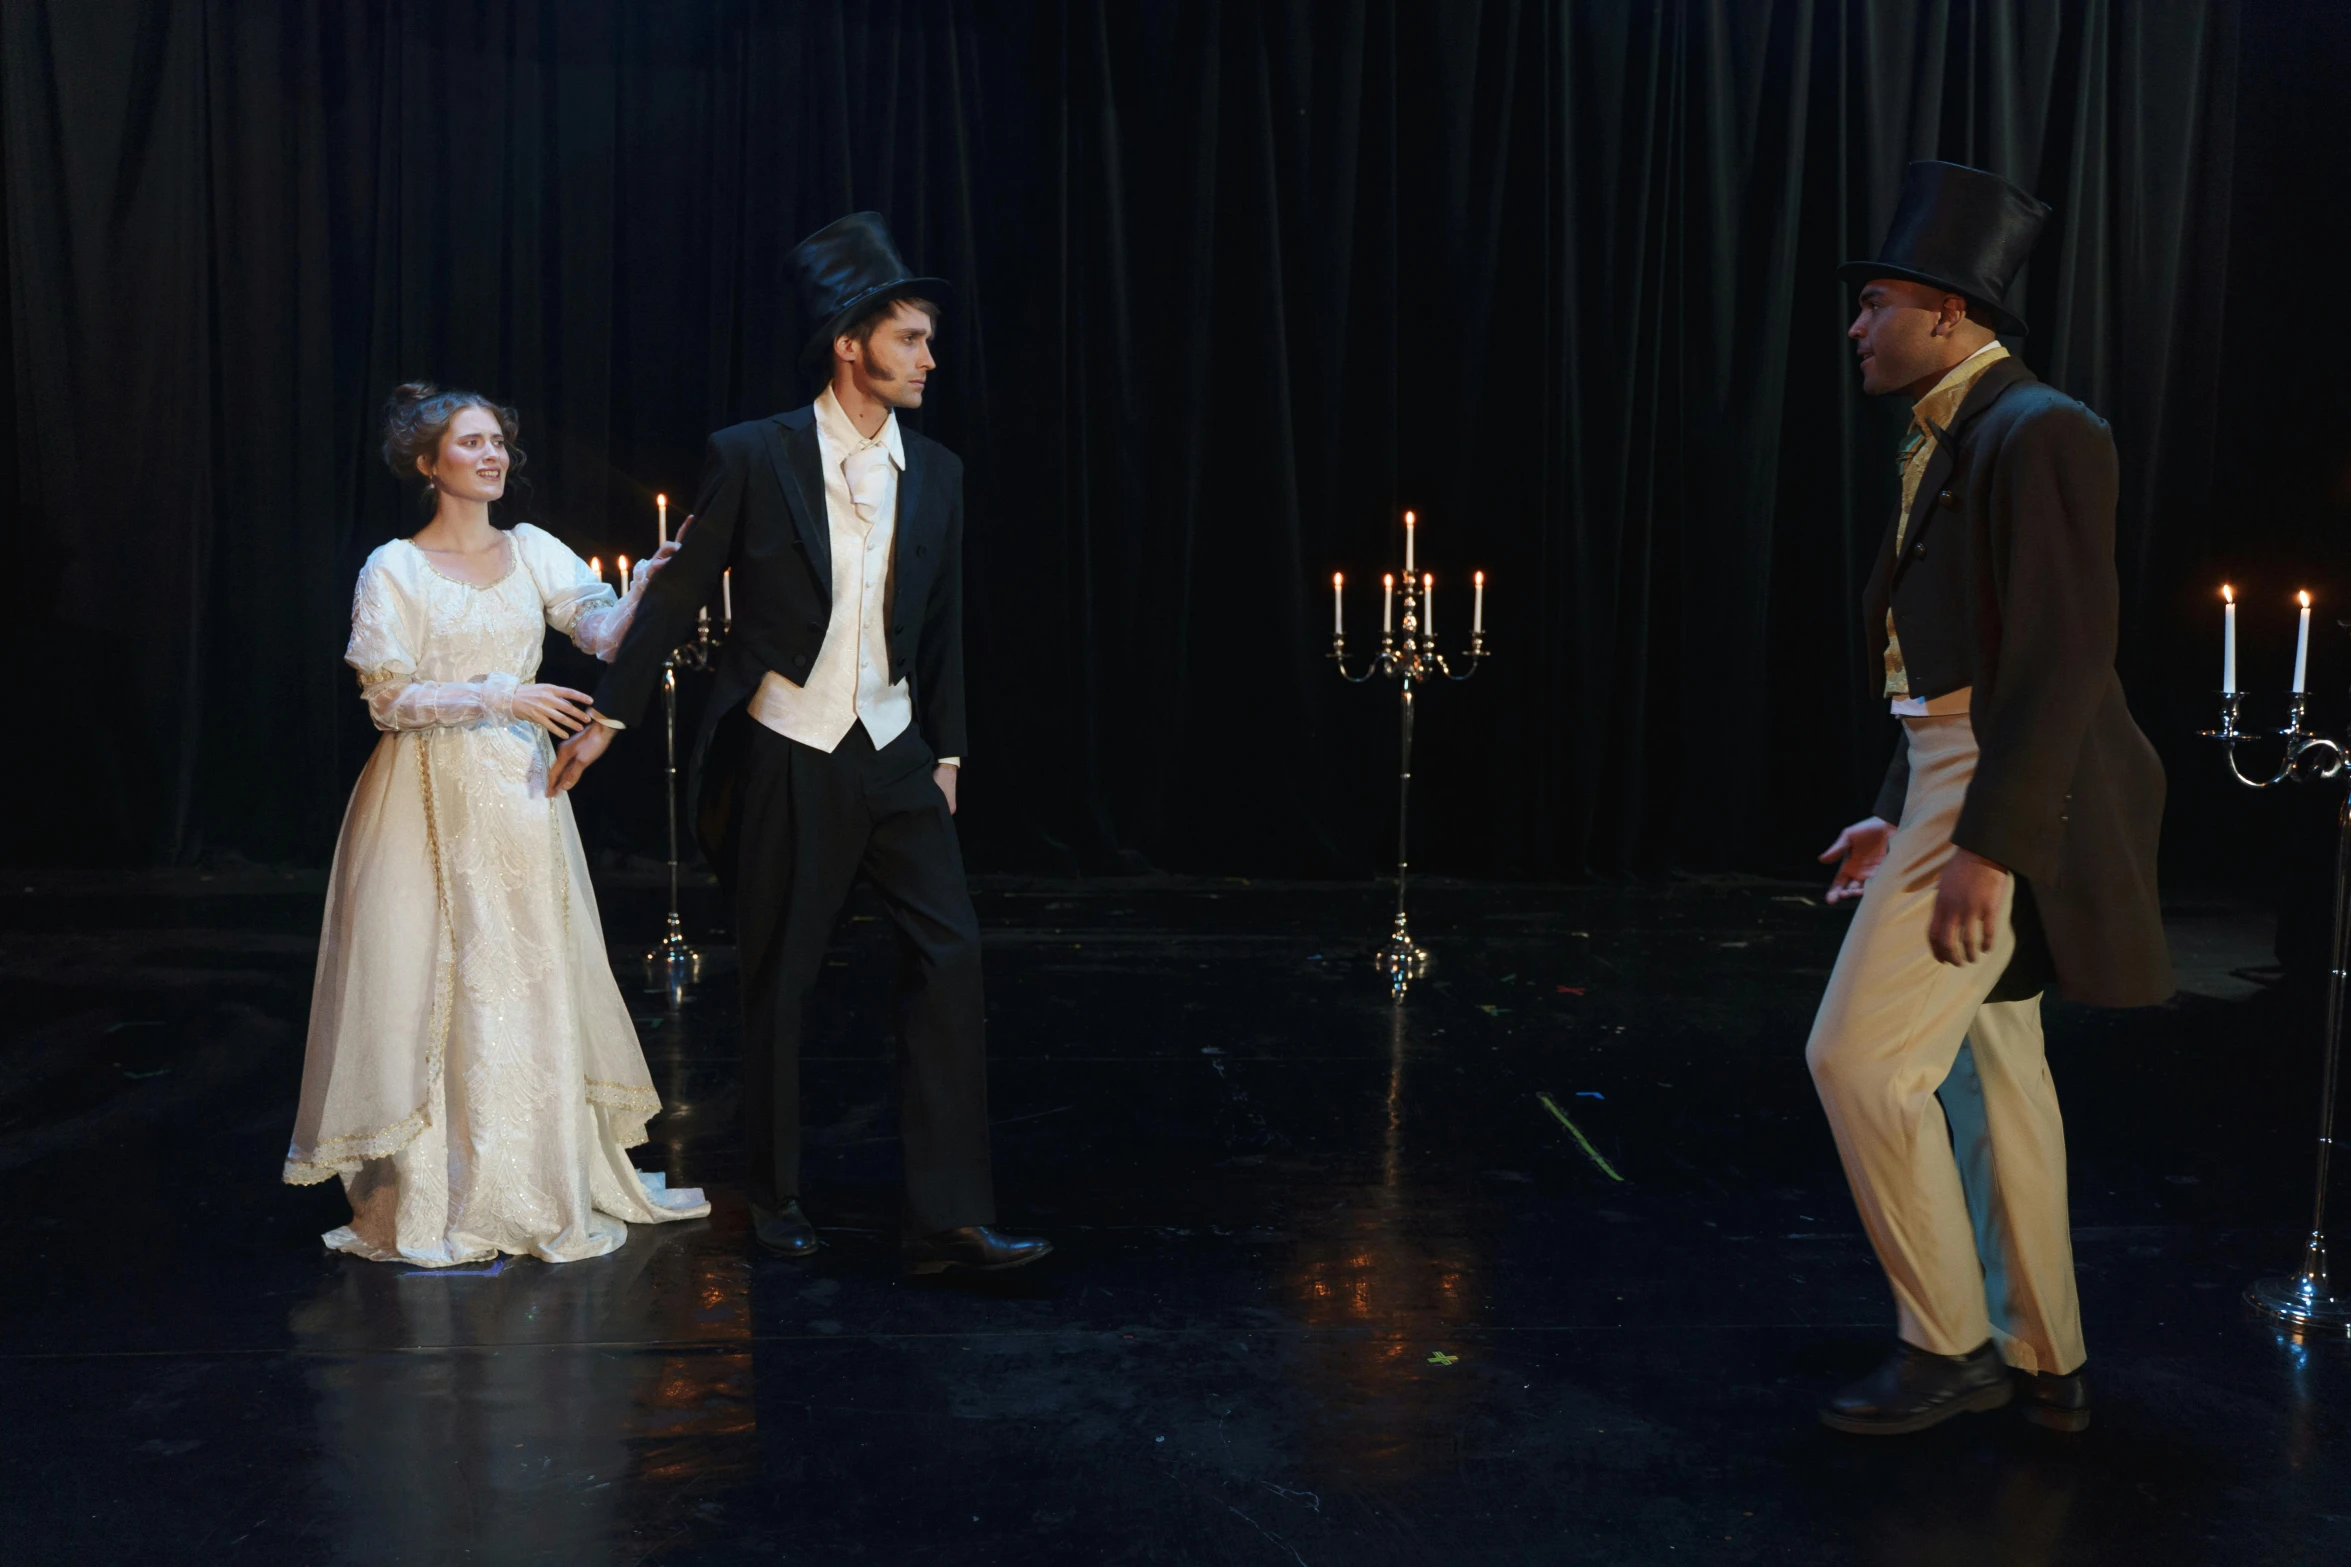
[901,1226,1052,1276]
[1819,1339,2011,1435]
[2012,1366,2091,1431]
[751,1198,821,1258]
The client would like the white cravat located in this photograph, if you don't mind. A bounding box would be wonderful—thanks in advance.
[747,387,925,754]
[1886,342,2004,719]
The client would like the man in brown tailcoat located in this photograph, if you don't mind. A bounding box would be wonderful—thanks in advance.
[1808,162,2173,1436]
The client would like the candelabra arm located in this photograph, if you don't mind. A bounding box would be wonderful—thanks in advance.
[2295,736,2348,782]
[1431,636,1489,681]
[2207,693,2312,788]
[1330,633,1395,683]
[2221,743,2297,790]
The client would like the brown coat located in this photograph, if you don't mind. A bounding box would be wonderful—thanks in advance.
[1863,357,2173,1008]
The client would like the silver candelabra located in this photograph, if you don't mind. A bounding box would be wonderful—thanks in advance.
[2205,683,2351,1333]
[1329,557,1488,1001]
[647,608,723,1000]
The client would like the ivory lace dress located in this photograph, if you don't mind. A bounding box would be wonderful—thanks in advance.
[284,523,709,1266]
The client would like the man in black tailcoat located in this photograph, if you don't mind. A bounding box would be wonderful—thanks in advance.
[1808,163,2171,1435]
[550,212,1048,1276]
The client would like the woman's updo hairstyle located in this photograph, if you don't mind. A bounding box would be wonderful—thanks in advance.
[380,381,527,496]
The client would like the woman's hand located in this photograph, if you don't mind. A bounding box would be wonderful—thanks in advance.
[635,536,683,586]
[512,683,596,737]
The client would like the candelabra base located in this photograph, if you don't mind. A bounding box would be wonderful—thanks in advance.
[2246,1237,2351,1332]
[645,915,701,1001]
[2247,1275,2351,1332]
[1374,913,1430,1000]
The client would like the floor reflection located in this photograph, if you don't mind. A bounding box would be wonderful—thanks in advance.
[15,877,2347,1561]
[286,1219,752,1563]
[1855,1461,2080,1567]
[1281,1005,1486,1478]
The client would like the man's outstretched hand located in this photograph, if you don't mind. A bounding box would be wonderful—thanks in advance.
[1819,816,1893,904]
[548,720,614,796]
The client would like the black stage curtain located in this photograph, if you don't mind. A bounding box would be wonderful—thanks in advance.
[3,1,2338,881]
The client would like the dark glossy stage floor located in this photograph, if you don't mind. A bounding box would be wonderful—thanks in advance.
[3,869,2346,1565]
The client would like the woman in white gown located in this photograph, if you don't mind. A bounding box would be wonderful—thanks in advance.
[283,382,709,1265]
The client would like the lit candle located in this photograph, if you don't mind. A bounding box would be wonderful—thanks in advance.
[723,568,734,622]
[1423,573,1435,640]
[617,554,630,595]
[1404,510,1416,575]
[2294,590,2313,694]
[1332,572,1344,636]
[2222,584,2236,694]
[589,555,602,588]
[657,493,669,549]
[1473,570,1486,635]
[1382,573,1395,634]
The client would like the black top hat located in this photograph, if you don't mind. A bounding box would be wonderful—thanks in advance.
[785,212,949,372]
[1838,162,2050,336]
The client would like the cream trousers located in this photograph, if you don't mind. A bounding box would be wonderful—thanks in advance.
[1806,714,2086,1375]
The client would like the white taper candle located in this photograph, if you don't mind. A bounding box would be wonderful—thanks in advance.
[2222,584,2236,694]
[1473,571,1485,635]
[2294,591,2313,694]
[1404,510,1416,575]
[657,493,669,549]
[1333,573,1344,635]
[1382,573,1394,635]
[1422,574,1434,640]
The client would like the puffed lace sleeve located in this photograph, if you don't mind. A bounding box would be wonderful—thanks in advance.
[515,523,644,661]
[345,548,520,731]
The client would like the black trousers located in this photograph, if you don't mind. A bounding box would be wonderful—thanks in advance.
[731,719,994,1235]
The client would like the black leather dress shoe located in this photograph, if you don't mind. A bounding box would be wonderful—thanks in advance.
[751,1199,821,1258]
[2013,1366,2091,1431]
[1819,1339,2012,1435]
[902,1226,1052,1276]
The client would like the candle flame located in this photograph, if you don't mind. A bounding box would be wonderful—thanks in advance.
[1383,573,1394,588]
[1404,510,1416,525]
[2302,591,2314,607]
[2222,583,2233,603]
[589,556,601,578]
[1423,573,1433,589]
[1333,572,1343,588]
[618,554,629,582]
[1474,570,1485,586]
[657,493,668,507]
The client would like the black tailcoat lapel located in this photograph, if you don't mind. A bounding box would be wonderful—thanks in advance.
[764,412,832,595]
[894,433,930,563]
[889,433,934,633]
